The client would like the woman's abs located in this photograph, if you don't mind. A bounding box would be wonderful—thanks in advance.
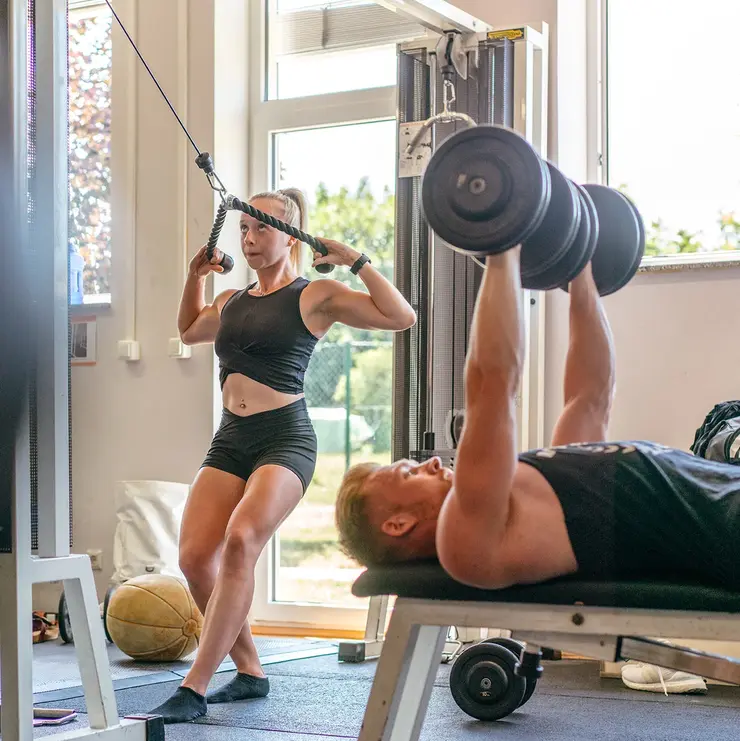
[222,372,304,417]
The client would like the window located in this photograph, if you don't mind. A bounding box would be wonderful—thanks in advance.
[605,0,740,260]
[266,0,424,99]
[68,2,112,305]
[272,121,397,607]
[249,0,401,630]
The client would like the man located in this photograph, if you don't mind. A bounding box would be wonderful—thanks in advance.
[336,247,736,694]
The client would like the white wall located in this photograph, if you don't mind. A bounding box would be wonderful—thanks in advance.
[35,0,249,610]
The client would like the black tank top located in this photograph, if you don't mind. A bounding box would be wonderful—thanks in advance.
[518,441,740,588]
[214,277,319,394]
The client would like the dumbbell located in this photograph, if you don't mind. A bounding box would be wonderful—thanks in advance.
[421,125,645,296]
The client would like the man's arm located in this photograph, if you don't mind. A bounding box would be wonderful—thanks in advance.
[437,248,525,588]
[550,263,616,446]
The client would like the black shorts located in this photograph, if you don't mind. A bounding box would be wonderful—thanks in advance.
[201,398,318,494]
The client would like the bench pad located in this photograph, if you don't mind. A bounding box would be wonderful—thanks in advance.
[352,561,740,613]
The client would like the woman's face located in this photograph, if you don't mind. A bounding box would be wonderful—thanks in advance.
[239,198,294,269]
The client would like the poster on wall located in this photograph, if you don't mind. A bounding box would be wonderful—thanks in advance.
[70,316,97,366]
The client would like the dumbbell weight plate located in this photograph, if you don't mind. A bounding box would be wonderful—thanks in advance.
[581,184,644,296]
[449,642,527,721]
[422,125,551,256]
[484,638,538,708]
[615,190,646,293]
[557,184,600,291]
[520,164,582,290]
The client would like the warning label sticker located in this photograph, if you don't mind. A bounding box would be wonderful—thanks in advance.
[487,28,525,41]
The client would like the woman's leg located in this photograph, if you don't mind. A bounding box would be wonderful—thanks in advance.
[181,464,303,695]
[149,464,304,723]
[178,466,264,675]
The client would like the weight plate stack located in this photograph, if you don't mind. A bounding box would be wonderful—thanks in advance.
[422,125,551,257]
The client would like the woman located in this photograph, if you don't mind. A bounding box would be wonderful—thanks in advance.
[150,188,416,724]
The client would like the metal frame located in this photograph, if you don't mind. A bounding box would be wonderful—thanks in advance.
[394,22,549,458]
[358,597,740,741]
[344,26,549,666]
[338,595,390,663]
[0,2,157,739]
[376,0,492,36]
[586,0,608,184]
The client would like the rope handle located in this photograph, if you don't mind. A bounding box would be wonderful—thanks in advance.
[227,196,334,275]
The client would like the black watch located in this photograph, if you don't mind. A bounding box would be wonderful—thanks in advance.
[350,253,372,275]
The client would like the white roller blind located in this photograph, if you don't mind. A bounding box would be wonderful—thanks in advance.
[69,0,107,10]
[271,2,428,57]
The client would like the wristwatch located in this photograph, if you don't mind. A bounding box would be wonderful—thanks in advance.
[350,253,372,275]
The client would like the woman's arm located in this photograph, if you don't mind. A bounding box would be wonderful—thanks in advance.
[178,245,234,345]
[312,239,417,331]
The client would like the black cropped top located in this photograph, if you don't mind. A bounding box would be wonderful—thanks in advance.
[214,277,319,394]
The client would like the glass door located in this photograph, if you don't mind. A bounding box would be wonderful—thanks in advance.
[251,119,398,631]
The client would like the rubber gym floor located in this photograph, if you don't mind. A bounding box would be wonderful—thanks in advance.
[5,637,740,740]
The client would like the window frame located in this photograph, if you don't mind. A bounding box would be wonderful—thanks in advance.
[594,0,740,271]
[68,0,117,311]
[248,0,416,633]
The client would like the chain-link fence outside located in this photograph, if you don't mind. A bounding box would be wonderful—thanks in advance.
[304,340,393,470]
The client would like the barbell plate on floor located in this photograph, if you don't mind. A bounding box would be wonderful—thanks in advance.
[422,125,551,256]
[520,163,582,290]
[581,184,645,296]
[558,183,600,291]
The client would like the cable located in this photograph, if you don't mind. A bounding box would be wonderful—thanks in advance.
[104,0,201,157]
[105,1,333,274]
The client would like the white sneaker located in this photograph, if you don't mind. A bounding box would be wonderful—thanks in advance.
[620,662,708,695]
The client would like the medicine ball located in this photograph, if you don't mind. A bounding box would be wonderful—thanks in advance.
[105,574,203,662]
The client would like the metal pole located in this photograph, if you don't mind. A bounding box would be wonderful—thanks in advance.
[424,51,437,449]
[34,0,70,557]
[1,3,36,737]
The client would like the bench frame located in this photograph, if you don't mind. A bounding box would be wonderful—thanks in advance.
[357,596,740,741]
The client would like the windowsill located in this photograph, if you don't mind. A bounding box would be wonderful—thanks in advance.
[69,299,112,316]
[639,252,740,274]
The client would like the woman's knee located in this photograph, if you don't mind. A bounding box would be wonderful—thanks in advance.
[221,526,263,570]
[179,543,219,583]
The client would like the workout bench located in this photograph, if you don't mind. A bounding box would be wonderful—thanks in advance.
[352,561,740,740]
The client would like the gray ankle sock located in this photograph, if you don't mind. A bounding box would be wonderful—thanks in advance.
[149,686,207,724]
[206,672,270,704]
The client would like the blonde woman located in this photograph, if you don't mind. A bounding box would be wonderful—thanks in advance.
[151,189,416,723]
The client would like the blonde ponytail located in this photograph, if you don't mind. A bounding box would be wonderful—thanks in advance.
[249,188,308,273]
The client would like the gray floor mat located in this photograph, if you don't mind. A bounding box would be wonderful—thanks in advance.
[29,664,740,741]
[0,637,336,698]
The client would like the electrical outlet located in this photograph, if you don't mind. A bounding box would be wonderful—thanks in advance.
[87,549,103,571]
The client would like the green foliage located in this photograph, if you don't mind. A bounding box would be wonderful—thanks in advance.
[719,212,740,251]
[68,13,112,297]
[620,184,739,258]
[334,345,393,453]
[305,178,395,344]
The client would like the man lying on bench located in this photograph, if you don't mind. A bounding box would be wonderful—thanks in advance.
[335,248,739,693]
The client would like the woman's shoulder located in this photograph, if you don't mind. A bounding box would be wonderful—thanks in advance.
[214,287,241,312]
[301,276,342,303]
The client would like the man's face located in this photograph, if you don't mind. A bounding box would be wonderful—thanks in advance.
[365,456,454,540]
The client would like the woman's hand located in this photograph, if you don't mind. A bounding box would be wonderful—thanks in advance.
[311,238,361,271]
[188,245,225,278]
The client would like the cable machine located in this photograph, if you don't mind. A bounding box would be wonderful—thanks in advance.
[339,17,549,663]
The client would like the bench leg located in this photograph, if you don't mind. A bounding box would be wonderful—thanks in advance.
[359,603,447,741]
[63,570,120,729]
